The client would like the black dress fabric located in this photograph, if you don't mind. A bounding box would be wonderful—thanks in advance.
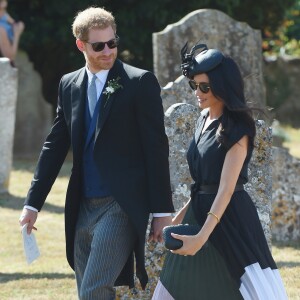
[187,112,277,282]
[156,111,287,300]
[159,205,243,300]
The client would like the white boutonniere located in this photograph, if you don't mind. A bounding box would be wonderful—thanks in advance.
[103,76,123,107]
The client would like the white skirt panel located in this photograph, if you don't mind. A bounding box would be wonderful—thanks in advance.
[240,262,288,300]
[152,280,175,300]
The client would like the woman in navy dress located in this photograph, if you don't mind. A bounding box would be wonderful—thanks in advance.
[152,43,287,300]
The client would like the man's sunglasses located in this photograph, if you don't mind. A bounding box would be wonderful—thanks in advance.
[86,35,120,52]
[188,80,210,94]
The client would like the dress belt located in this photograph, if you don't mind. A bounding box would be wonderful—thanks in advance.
[197,184,244,194]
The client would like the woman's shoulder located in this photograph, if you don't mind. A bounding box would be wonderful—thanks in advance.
[234,118,255,136]
[223,118,254,149]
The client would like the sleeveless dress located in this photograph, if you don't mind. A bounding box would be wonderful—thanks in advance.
[152,111,288,300]
[0,14,14,62]
[0,14,14,42]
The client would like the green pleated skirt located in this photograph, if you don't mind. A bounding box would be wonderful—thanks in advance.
[158,205,243,300]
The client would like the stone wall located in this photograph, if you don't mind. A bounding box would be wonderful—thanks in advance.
[0,58,18,193]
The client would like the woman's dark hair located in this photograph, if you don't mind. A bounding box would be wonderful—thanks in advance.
[180,42,257,149]
[205,56,256,149]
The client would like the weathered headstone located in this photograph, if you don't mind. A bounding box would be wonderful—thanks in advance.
[14,51,52,157]
[246,120,273,244]
[118,8,273,299]
[116,103,198,299]
[153,9,266,109]
[0,58,18,193]
[264,56,300,127]
[271,147,300,241]
[116,102,273,299]
[160,76,195,111]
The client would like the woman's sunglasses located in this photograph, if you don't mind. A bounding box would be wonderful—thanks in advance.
[188,80,210,94]
[86,35,120,52]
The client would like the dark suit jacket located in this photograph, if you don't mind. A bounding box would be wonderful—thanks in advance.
[25,59,174,288]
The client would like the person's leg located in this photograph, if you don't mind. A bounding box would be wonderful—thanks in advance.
[74,199,93,293]
[74,197,136,300]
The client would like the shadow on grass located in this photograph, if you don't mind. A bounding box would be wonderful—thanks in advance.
[12,157,73,178]
[0,192,64,214]
[0,272,74,283]
[0,158,73,213]
[273,240,300,250]
[276,261,300,269]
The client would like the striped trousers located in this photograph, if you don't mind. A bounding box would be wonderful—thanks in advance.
[74,196,136,300]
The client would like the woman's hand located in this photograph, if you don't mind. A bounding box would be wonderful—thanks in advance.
[170,233,207,256]
[13,21,25,36]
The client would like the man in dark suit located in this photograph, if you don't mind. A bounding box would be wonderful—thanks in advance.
[19,6,174,300]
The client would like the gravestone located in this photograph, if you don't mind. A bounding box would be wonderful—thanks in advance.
[116,103,199,299]
[153,9,266,109]
[116,103,273,299]
[0,58,18,193]
[271,147,300,241]
[264,56,300,127]
[14,51,52,157]
[118,9,272,299]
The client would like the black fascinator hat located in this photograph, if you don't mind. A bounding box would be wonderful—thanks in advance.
[180,42,224,79]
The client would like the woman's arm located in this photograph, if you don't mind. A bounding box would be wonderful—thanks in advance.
[6,13,15,24]
[171,135,249,256]
[0,21,24,60]
[171,198,191,225]
[200,135,248,236]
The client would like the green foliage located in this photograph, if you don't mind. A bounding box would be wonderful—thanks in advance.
[264,62,291,110]
[8,0,297,105]
[263,0,300,56]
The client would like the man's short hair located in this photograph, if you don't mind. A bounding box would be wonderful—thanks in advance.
[72,7,116,41]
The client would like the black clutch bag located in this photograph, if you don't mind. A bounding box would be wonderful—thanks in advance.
[163,224,201,250]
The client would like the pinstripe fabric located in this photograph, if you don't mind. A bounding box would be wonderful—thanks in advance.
[74,196,136,300]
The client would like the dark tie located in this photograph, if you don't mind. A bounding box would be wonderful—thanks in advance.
[88,74,97,116]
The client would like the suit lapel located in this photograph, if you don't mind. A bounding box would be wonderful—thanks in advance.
[71,68,87,156]
[95,60,123,141]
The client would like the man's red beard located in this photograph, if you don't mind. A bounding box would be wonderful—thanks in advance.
[88,53,117,71]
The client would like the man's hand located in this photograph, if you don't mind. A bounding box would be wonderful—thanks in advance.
[148,216,172,243]
[19,208,38,234]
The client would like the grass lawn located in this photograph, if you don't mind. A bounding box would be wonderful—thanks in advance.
[0,158,299,299]
[282,125,300,159]
[0,159,77,300]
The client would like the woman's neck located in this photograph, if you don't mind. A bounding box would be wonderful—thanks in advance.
[208,107,223,120]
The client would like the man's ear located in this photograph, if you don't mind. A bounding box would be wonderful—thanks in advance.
[76,39,85,52]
